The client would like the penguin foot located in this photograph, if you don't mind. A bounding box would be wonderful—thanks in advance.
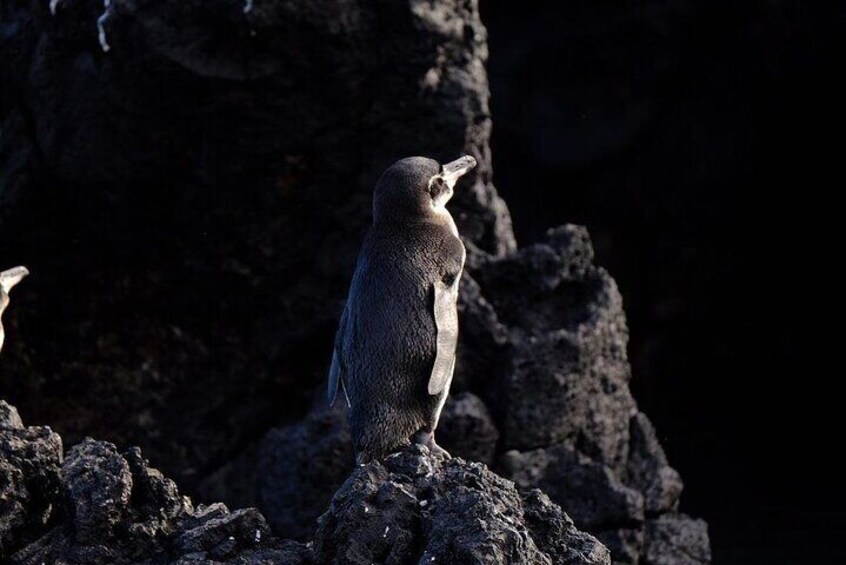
[412,430,451,459]
[428,441,451,460]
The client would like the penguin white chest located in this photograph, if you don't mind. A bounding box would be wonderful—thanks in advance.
[432,205,459,237]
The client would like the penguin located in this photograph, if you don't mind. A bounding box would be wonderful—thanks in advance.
[0,266,29,354]
[328,155,476,463]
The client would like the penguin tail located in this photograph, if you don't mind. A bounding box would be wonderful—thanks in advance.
[354,435,412,465]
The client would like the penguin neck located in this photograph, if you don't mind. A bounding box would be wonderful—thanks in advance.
[431,205,459,237]
[373,209,459,238]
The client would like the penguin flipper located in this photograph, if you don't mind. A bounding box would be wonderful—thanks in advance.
[328,350,341,407]
[429,280,459,395]
[329,350,351,408]
[328,303,352,408]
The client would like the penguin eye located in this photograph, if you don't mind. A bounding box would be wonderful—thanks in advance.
[430,176,446,198]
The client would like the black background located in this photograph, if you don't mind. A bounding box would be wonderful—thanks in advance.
[481,1,840,563]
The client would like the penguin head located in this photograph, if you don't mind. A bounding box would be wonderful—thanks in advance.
[0,267,28,312]
[0,266,28,353]
[372,155,477,224]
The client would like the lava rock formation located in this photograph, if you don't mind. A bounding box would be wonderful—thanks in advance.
[1,402,607,564]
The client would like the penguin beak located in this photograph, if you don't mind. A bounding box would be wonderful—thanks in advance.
[441,155,477,189]
[0,266,29,295]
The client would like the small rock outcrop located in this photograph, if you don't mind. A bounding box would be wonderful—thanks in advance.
[0,401,63,558]
[473,225,709,564]
[642,515,711,565]
[315,444,609,565]
[1,402,311,564]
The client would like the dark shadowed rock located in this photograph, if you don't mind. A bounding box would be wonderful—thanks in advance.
[314,444,609,565]
[453,272,510,392]
[2,401,613,565]
[594,528,644,565]
[463,225,709,562]
[501,444,644,530]
[124,446,192,535]
[436,392,499,465]
[522,489,617,565]
[0,400,24,429]
[644,514,711,565]
[258,408,354,541]
[196,442,261,513]
[0,411,63,560]
[174,507,270,556]
[61,439,134,544]
[626,412,683,514]
[173,540,312,565]
[12,437,185,563]
[1,406,310,565]
[476,225,635,468]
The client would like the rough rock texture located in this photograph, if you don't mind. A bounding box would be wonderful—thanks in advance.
[1,403,606,564]
[1,404,310,564]
[474,225,708,563]
[258,408,354,541]
[595,528,644,565]
[643,515,712,565]
[473,225,633,461]
[627,412,683,515]
[255,392,500,543]
[0,401,63,559]
[314,444,609,565]
[436,391,499,466]
[0,400,24,429]
[501,444,644,530]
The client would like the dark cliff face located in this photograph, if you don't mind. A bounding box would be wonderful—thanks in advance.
[1,0,709,563]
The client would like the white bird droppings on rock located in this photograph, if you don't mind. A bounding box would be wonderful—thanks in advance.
[97,0,112,52]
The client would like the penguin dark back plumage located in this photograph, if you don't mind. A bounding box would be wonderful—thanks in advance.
[328,155,476,463]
